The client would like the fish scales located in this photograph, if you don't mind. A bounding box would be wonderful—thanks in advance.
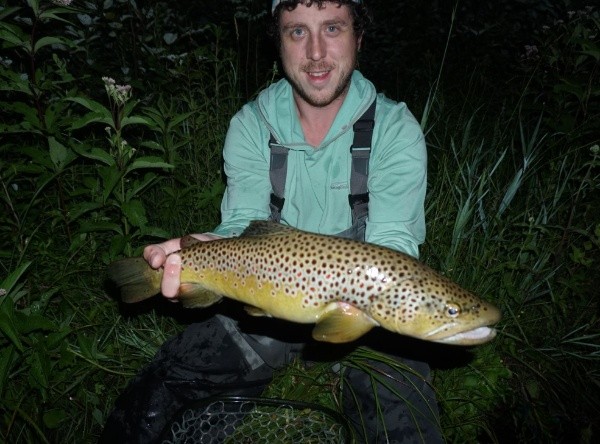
[108,221,501,344]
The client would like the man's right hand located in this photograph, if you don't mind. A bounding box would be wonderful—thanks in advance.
[143,233,222,300]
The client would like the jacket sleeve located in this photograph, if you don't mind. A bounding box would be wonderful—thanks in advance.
[211,105,272,238]
[366,101,427,258]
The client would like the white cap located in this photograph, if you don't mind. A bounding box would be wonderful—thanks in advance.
[271,0,362,15]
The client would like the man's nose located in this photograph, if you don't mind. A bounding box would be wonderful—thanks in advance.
[307,32,325,61]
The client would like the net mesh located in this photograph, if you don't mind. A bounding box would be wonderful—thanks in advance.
[161,396,352,444]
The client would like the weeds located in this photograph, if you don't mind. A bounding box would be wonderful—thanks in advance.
[0,0,598,442]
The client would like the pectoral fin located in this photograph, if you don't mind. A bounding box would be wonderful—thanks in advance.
[178,283,223,308]
[312,303,379,343]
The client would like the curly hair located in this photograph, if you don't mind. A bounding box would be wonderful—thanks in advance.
[268,0,372,46]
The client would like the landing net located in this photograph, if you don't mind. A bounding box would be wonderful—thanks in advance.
[161,396,353,444]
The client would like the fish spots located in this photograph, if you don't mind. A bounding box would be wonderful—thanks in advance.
[173,222,499,342]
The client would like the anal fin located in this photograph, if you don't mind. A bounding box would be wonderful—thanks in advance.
[178,283,223,308]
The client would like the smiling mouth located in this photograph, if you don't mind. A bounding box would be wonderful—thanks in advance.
[307,70,330,78]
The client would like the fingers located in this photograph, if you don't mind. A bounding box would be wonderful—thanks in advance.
[143,238,182,269]
[143,238,182,300]
[161,253,181,299]
[141,234,220,301]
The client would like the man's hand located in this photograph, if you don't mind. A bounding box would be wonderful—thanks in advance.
[143,233,222,300]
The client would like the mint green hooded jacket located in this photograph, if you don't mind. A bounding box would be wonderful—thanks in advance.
[212,71,426,258]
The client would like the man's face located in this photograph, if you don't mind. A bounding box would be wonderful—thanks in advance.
[279,2,361,108]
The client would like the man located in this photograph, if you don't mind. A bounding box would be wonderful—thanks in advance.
[101,1,442,442]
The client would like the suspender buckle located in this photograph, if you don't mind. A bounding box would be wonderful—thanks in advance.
[348,192,369,207]
[270,193,285,212]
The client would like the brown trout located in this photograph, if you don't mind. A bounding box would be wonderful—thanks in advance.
[108,221,501,344]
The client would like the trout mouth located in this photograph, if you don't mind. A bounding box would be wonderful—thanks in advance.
[427,326,497,346]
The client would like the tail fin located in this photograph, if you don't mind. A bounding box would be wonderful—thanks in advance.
[107,257,162,303]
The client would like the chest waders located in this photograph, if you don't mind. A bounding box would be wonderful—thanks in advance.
[268,100,376,241]
[100,100,442,444]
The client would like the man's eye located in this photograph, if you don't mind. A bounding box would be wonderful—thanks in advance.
[292,28,305,37]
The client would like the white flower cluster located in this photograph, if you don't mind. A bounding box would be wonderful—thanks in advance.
[102,76,132,106]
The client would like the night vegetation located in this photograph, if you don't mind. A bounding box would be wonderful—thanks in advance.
[1,0,598,442]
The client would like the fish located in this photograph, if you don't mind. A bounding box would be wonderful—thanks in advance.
[107,221,501,345]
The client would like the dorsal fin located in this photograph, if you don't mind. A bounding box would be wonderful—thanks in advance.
[181,235,202,248]
[241,220,297,238]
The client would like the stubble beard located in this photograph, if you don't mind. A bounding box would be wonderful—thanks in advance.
[287,58,356,108]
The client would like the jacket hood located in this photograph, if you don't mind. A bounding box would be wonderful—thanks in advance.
[255,70,377,150]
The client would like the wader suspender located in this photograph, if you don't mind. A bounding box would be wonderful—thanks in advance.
[268,100,376,224]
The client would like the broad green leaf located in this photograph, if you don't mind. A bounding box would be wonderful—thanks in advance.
[39,7,77,25]
[67,201,104,222]
[108,234,127,257]
[33,36,68,53]
[67,96,111,115]
[4,101,42,128]
[78,220,123,235]
[48,137,74,171]
[126,157,173,174]
[26,288,60,315]
[138,226,171,239]
[167,110,196,128]
[581,49,600,61]
[122,199,148,228]
[72,146,115,166]
[13,312,56,334]
[139,140,165,151]
[125,173,157,201]
[58,343,76,367]
[43,409,68,429]
[27,349,50,390]
[0,27,29,49]
[69,112,113,130]
[0,70,33,95]
[99,165,122,202]
[92,408,104,426]
[0,261,31,293]
[76,334,107,360]
[0,302,24,352]
[26,0,40,16]
[0,346,16,397]
[0,7,21,22]
[121,115,152,128]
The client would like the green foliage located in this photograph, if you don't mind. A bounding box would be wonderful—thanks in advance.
[518,5,599,138]
[420,16,599,436]
[0,0,598,442]
[0,0,237,441]
[263,358,340,409]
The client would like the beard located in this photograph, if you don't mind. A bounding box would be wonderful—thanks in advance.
[286,59,356,108]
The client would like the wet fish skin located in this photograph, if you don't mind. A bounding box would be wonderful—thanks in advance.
[108,221,501,344]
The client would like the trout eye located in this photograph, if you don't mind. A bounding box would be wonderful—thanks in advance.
[445,303,461,318]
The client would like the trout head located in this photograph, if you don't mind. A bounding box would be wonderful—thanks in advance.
[370,272,502,346]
